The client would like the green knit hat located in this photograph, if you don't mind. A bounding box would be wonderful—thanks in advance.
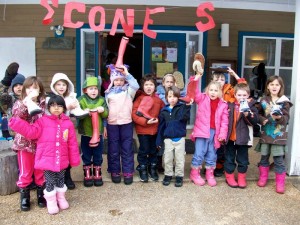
[82,77,101,91]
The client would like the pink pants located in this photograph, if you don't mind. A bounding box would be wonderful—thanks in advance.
[17,151,45,188]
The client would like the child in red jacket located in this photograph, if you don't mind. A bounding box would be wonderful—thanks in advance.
[10,95,80,215]
[132,74,164,182]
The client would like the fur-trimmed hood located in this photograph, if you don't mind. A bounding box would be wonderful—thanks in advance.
[50,73,75,96]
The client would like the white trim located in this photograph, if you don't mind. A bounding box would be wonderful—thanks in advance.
[0,0,295,12]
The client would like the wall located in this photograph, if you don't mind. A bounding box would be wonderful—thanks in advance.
[0,5,295,91]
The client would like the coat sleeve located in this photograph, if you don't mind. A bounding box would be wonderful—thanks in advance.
[156,112,166,147]
[9,117,42,140]
[67,123,81,167]
[126,74,140,99]
[244,102,259,126]
[100,97,109,119]
[218,103,229,140]
[275,101,291,126]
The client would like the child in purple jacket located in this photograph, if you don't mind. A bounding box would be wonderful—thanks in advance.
[10,95,80,215]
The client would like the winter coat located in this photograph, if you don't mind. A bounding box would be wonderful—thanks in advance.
[156,103,190,147]
[77,94,108,136]
[105,74,139,125]
[191,92,229,149]
[132,90,165,135]
[9,113,80,172]
[11,99,45,153]
[257,95,292,145]
[227,98,258,146]
[223,78,246,103]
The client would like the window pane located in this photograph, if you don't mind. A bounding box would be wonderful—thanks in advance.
[281,40,294,67]
[280,69,292,97]
[85,32,95,77]
[245,38,276,67]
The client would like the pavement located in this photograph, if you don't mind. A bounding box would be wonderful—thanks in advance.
[1,138,300,225]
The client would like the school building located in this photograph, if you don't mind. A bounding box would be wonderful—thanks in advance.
[1,0,300,175]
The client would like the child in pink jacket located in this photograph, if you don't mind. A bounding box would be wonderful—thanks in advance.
[10,95,80,215]
[190,78,229,187]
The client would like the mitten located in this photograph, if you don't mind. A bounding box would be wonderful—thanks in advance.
[1,62,19,86]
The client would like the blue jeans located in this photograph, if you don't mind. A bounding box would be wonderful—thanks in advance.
[81,135,104,166]
[224,140,249,174]
[191,129,217,168]
[137,134,157,166]
[259,155,285,174]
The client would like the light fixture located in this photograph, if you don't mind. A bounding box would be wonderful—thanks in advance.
[221,23,229,47]
[50,25,64,37]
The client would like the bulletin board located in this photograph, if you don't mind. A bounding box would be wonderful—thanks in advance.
[0,38,36,80]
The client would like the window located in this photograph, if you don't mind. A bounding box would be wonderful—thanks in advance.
[239,32,294,96]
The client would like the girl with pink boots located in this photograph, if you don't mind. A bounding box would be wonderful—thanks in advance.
[256,76,292,194]
[190,79,229,187]
[10,95,81,214]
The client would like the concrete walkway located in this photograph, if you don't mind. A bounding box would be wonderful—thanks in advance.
[1,139,300,225]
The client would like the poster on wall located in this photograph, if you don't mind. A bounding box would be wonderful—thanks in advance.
[0,38,36,81]
[156,63,173,78]
[166,48,177,62]
[151,47,162,61]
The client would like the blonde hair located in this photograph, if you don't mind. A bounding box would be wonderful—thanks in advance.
[205,81,222,99]
[162,73,175,84]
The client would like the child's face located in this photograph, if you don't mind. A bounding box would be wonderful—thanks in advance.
[163,76,174,88]
[85,86,99,99]
[143,80,155,95]
[235,89,249,103]
[267,79,281,96]
[113,78,125,87]
[208,84,220,100]
[49,103,64,116]
[13,84,23,97]
[25,84,40,98]
[54,80,68,96]
[167,91,178,107]
[212,75,225,88]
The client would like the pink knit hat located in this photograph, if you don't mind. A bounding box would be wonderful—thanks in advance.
[105,64,127,93]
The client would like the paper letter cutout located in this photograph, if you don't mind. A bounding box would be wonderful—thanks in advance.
[110,9,134,37]
[143,7,165,39]
[195,2,215,32]
[63,2,86,28]
[89,6,106,32]
[40,0,58,25]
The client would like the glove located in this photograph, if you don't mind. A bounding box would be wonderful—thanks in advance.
[1,62,19,86]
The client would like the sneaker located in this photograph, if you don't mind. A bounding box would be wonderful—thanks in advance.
[214,168,224,177]
[137,165,148,182]
[148,164,159,181]
[111,173,121,184]
[162,175,172,186]
[175,176,183,187]
[123,173,133,185]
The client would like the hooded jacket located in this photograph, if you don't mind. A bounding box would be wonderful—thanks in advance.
[9,113,80,172]
[257,95,292,145]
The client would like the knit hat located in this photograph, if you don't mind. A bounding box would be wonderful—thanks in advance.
[82,76,101,91]
[105,64,126,93]
[11,74,25,90]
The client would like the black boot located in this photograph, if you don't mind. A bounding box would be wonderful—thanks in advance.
[36,186,46,208]
[83,165,94,187]
[65,166,75,190]
[148,164,159,181]
[20,188,30,211]
[93,166,103,187]
[157,155,164,174]
[136,165,148,182]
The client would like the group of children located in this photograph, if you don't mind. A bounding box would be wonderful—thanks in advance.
[0,47,292,215]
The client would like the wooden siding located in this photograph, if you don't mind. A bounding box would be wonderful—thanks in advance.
[0,5,295,91]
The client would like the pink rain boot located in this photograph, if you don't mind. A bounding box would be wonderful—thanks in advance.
[43,189,59,215]
[275,172,286,194]
[225,172,238,188]
[56,185,69,210]
[205,168,217,187]
[115,36,129,68]
[190,167,205,186]
[238,172,247,188]
[257,166,270,187]
[89,110,100,147]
